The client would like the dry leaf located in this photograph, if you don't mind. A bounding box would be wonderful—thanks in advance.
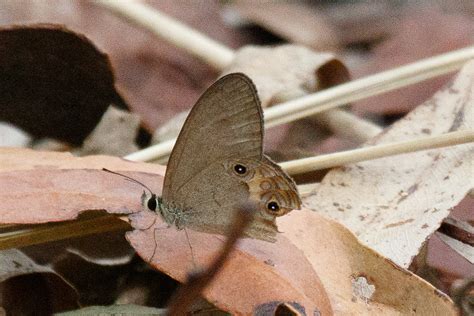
[224,45,342,108]
[0,24,125,145]
[22,228,135,267]
[80,106,140,157]
[0,148,458,314]
[152,110,189,144]
[278,211,457,315]
[225,2,340,51]
[306,60,474,268]
[0,148,164,223]
[0,123,30,147]
[0,249,78,314]
[127,210,333,315]
[128,204,456,314]
[0,148,332,314]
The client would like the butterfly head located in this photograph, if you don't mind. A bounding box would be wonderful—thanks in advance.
[141,191,159,211]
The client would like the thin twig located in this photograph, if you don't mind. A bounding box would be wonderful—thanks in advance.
[316,109,382,143]
[265,47,474,127]
[0,214,129,250]
[94,0,233,70]
[280,130,474,175]
[439,217,474,247]
[123,47,473,163]
[166,203,255,315]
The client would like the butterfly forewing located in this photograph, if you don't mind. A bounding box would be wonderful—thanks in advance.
[163,73,263,210]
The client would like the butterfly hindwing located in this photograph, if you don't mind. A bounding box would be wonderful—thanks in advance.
[160,73,300,241]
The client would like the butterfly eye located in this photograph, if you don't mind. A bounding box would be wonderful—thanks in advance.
[147,195,157,211]
[234,164,247,175]
[267,201,280,212]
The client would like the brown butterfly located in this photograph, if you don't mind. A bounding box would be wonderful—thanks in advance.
[146,73,301,242]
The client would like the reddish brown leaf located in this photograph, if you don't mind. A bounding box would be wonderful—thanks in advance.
[0,148,164,224]
[0,148,458,314]
[127,211,332,315]
[0,148,333,314]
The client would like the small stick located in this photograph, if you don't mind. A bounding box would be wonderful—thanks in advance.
[264,46,474,127]
[0,214,129,250]
[166,203,254,315]
[316,109,382,143]
[280,130,474,175]
[94,0,233,70]
[439,217,474,247]
[123,47,473,163]
[124,138,174,162]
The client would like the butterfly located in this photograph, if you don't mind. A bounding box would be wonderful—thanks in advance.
[144,73,301,242]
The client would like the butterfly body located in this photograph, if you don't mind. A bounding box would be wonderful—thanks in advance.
[150,73,301,242]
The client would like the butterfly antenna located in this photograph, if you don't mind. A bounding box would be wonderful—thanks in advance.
[102,168,155,196]
[183,227,197,270]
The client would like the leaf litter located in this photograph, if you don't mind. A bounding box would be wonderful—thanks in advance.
[0,11,470,315]
[0,145,459,314]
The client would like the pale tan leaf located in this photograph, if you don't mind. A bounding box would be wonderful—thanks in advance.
[223,45,344,108]
[305,60,474,268]
[437,232,474,264]
[80,106,140,157]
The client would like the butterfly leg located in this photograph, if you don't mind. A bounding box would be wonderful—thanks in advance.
[147,224,170,263]
[183,227,197,270]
